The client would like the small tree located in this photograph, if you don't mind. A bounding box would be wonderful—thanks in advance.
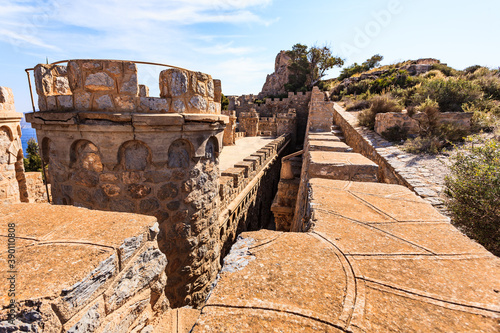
[221,93,229,111]
[23,138,42,172]
[445,136,500,256]
[285,43,344,92]
[338,54,384,80]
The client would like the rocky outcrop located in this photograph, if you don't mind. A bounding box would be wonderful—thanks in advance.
[259,51,291,98]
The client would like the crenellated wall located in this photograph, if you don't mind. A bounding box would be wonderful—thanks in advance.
[238,108,297,141]
[0,87,28,204]
[230,91,310,145]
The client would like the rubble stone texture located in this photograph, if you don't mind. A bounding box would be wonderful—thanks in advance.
[0,87,29,204]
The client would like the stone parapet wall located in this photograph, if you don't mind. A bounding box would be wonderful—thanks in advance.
[0,87,28,204]
[217,135,289,256]
[331,104,404,184]
[27,110,227,308]
[0,204,167,333]
[332,103,448,208]
[34,60,222,114]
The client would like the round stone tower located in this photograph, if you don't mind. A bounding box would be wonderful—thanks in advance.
[26,60,227,307]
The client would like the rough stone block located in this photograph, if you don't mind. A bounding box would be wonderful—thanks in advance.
[139,85,149,97]
[104,246,167,313]
[139,97,170,113]
[85,72,115,92]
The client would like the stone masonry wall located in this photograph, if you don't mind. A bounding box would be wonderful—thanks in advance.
[0,204,167,333]
[27,59,226,309]
[35,60,222,114]
[0,87,28,204]
[217,135,289,256]
[231,91,310,145]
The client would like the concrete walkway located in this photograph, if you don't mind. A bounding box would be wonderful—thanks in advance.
[218,136,276,172]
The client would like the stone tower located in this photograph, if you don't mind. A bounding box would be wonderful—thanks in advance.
[238,108,259,136]
[26,60,227,307]
[0,87,28,204]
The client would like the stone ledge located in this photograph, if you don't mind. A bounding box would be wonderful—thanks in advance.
[308,151,379,182]
[0,203,166,332]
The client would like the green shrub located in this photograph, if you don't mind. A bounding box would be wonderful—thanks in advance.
[416,98,440,135]
[381,126,408,142]
[445,137,500,256]
[474,75,500,100]
[431,63,459,77]
[438,123,468,142]
[346,99,371,111]
[23,138,42,172]
[403,135,444,154]
[358,95,402,129]
[415,78,483,112]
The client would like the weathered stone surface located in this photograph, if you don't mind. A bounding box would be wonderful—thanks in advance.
[94,94,114,110]
[85,72,115,91]
[140,97,169,113]
[259,51,291,97]
[105,247,167,312]
[189,95,207,112]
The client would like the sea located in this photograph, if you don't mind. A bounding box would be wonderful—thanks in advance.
[21,127,37,157]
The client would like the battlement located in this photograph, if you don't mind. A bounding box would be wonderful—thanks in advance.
[33,60,222,114]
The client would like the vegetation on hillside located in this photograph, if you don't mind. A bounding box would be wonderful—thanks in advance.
[285,43,344,93]
[330,57,500,153]
[338,54,384,81]
[445,136,500,256]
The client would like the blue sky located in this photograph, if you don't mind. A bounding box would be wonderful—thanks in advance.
[1,0,499,114]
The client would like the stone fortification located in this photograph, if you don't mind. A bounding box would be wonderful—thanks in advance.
[230,91,310,145]
[0,204,166,332]
[0,87,28,204]
[27,59,225,308]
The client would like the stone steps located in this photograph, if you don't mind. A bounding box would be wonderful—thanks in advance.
[308,151,379,182]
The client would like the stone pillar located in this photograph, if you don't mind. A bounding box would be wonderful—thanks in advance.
[26,60,227,308]
[222,111,237,146]
[0,87,28,204]
[238,109,259,137]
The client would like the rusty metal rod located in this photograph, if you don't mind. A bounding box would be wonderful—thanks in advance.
[24,59,190,114]
[25,70,36,113]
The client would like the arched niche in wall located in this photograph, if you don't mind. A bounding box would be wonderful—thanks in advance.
[41,137,52,165]
[167,139,193,169]
[118,140,152,171]
[70,139,103,172]
[16,149,29,203]
[205,136,219,162]
[0,126,13,165]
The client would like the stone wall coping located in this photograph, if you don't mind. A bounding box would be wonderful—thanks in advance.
[25,111,227,126]
[0,203,158,306]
